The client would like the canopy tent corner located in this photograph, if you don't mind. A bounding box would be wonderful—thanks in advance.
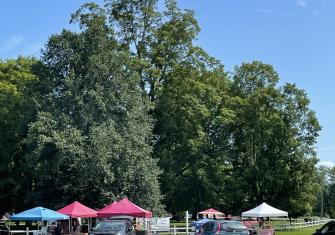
[241,202,288,217]
[57,201,97,218]
[97,201,118,216]
[97,198,152,218]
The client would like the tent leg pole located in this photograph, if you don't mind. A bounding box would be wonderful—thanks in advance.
[69,218,71,235]
[89,218,91,232]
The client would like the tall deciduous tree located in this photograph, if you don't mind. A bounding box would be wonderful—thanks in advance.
[314,166,335,218]
[154,61,235,214]
[0,57,41,214]
[85,0,230,214]
[106,0,201,101]
[24,3,163,213]
[227,61,320,216]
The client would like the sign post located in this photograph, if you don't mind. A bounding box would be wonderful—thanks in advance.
[186,211,189,235]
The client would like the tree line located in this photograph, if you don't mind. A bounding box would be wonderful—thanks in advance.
[0,0,324,218]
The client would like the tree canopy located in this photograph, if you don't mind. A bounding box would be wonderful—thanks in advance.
[227,62,320,216]
[0,0,322,218]
[23,3,163,213]
[0,57,41,214]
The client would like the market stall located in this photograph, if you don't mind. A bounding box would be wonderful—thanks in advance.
[97,198,152,218]
[10,207,69,235]
[242,202,288,235]
[198,208,224,219]
[242,202,288,218]
[58,201,97,234]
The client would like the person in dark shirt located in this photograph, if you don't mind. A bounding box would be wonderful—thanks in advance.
[54,224,62,235]
[48,222,56,235]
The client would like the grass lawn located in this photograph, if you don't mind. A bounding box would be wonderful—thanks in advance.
[276,226,321,235]
[171,221,187,227]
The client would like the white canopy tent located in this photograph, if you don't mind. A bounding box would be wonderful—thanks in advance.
[242,202,288,217]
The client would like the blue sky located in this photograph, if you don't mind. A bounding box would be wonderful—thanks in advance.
[1,0,334,167]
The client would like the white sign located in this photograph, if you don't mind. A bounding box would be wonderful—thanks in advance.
[148,217,170,231]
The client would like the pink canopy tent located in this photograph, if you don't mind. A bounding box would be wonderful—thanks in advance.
[97,198,152,218]
[58,201,97,218]
[198,208,224,219]
[199,208,224,215]
[97,201,118,216]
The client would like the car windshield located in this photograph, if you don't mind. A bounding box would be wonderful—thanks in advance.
[94,221,125,231]
[221,222,246,230]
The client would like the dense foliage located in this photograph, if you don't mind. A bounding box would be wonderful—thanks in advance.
[0,0,322,218]
[24,4,163,214]
[314,166,335,219]
[227,62,320,216]
[0,57,41,214]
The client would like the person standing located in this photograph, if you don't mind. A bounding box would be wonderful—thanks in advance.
[54,224,62,235]
[48,222,56,235]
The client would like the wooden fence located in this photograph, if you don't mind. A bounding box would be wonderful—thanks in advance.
[273,219,331,231]
[154,219,332,235]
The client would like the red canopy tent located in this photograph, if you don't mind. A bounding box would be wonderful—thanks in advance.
[58,201,97,218]
[97,198,152,218]
[97,201,118,216]
[198,208,224,219]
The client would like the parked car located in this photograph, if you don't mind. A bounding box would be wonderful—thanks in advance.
[201,220,250,235]
[313,220,335,235]
[242,221,258,235]
[89,219,135,235]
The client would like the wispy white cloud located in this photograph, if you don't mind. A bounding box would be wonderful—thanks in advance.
[297,0,307,8]
[0,35,23,53]
[318,161,334,168]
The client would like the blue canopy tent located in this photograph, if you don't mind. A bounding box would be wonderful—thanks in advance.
[10,207,69,221]
[10,207,69,234]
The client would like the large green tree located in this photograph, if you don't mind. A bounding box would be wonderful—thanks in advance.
[106,0,201,101]
[0,57,41,214]
[154,62,235,214]
[24,3,163,213]
[103,0,233,214]
[314,166,335,218]
[227,61,321,216]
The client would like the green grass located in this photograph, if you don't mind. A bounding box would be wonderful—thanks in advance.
[276,226,321,235]
[171,221,187,227]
